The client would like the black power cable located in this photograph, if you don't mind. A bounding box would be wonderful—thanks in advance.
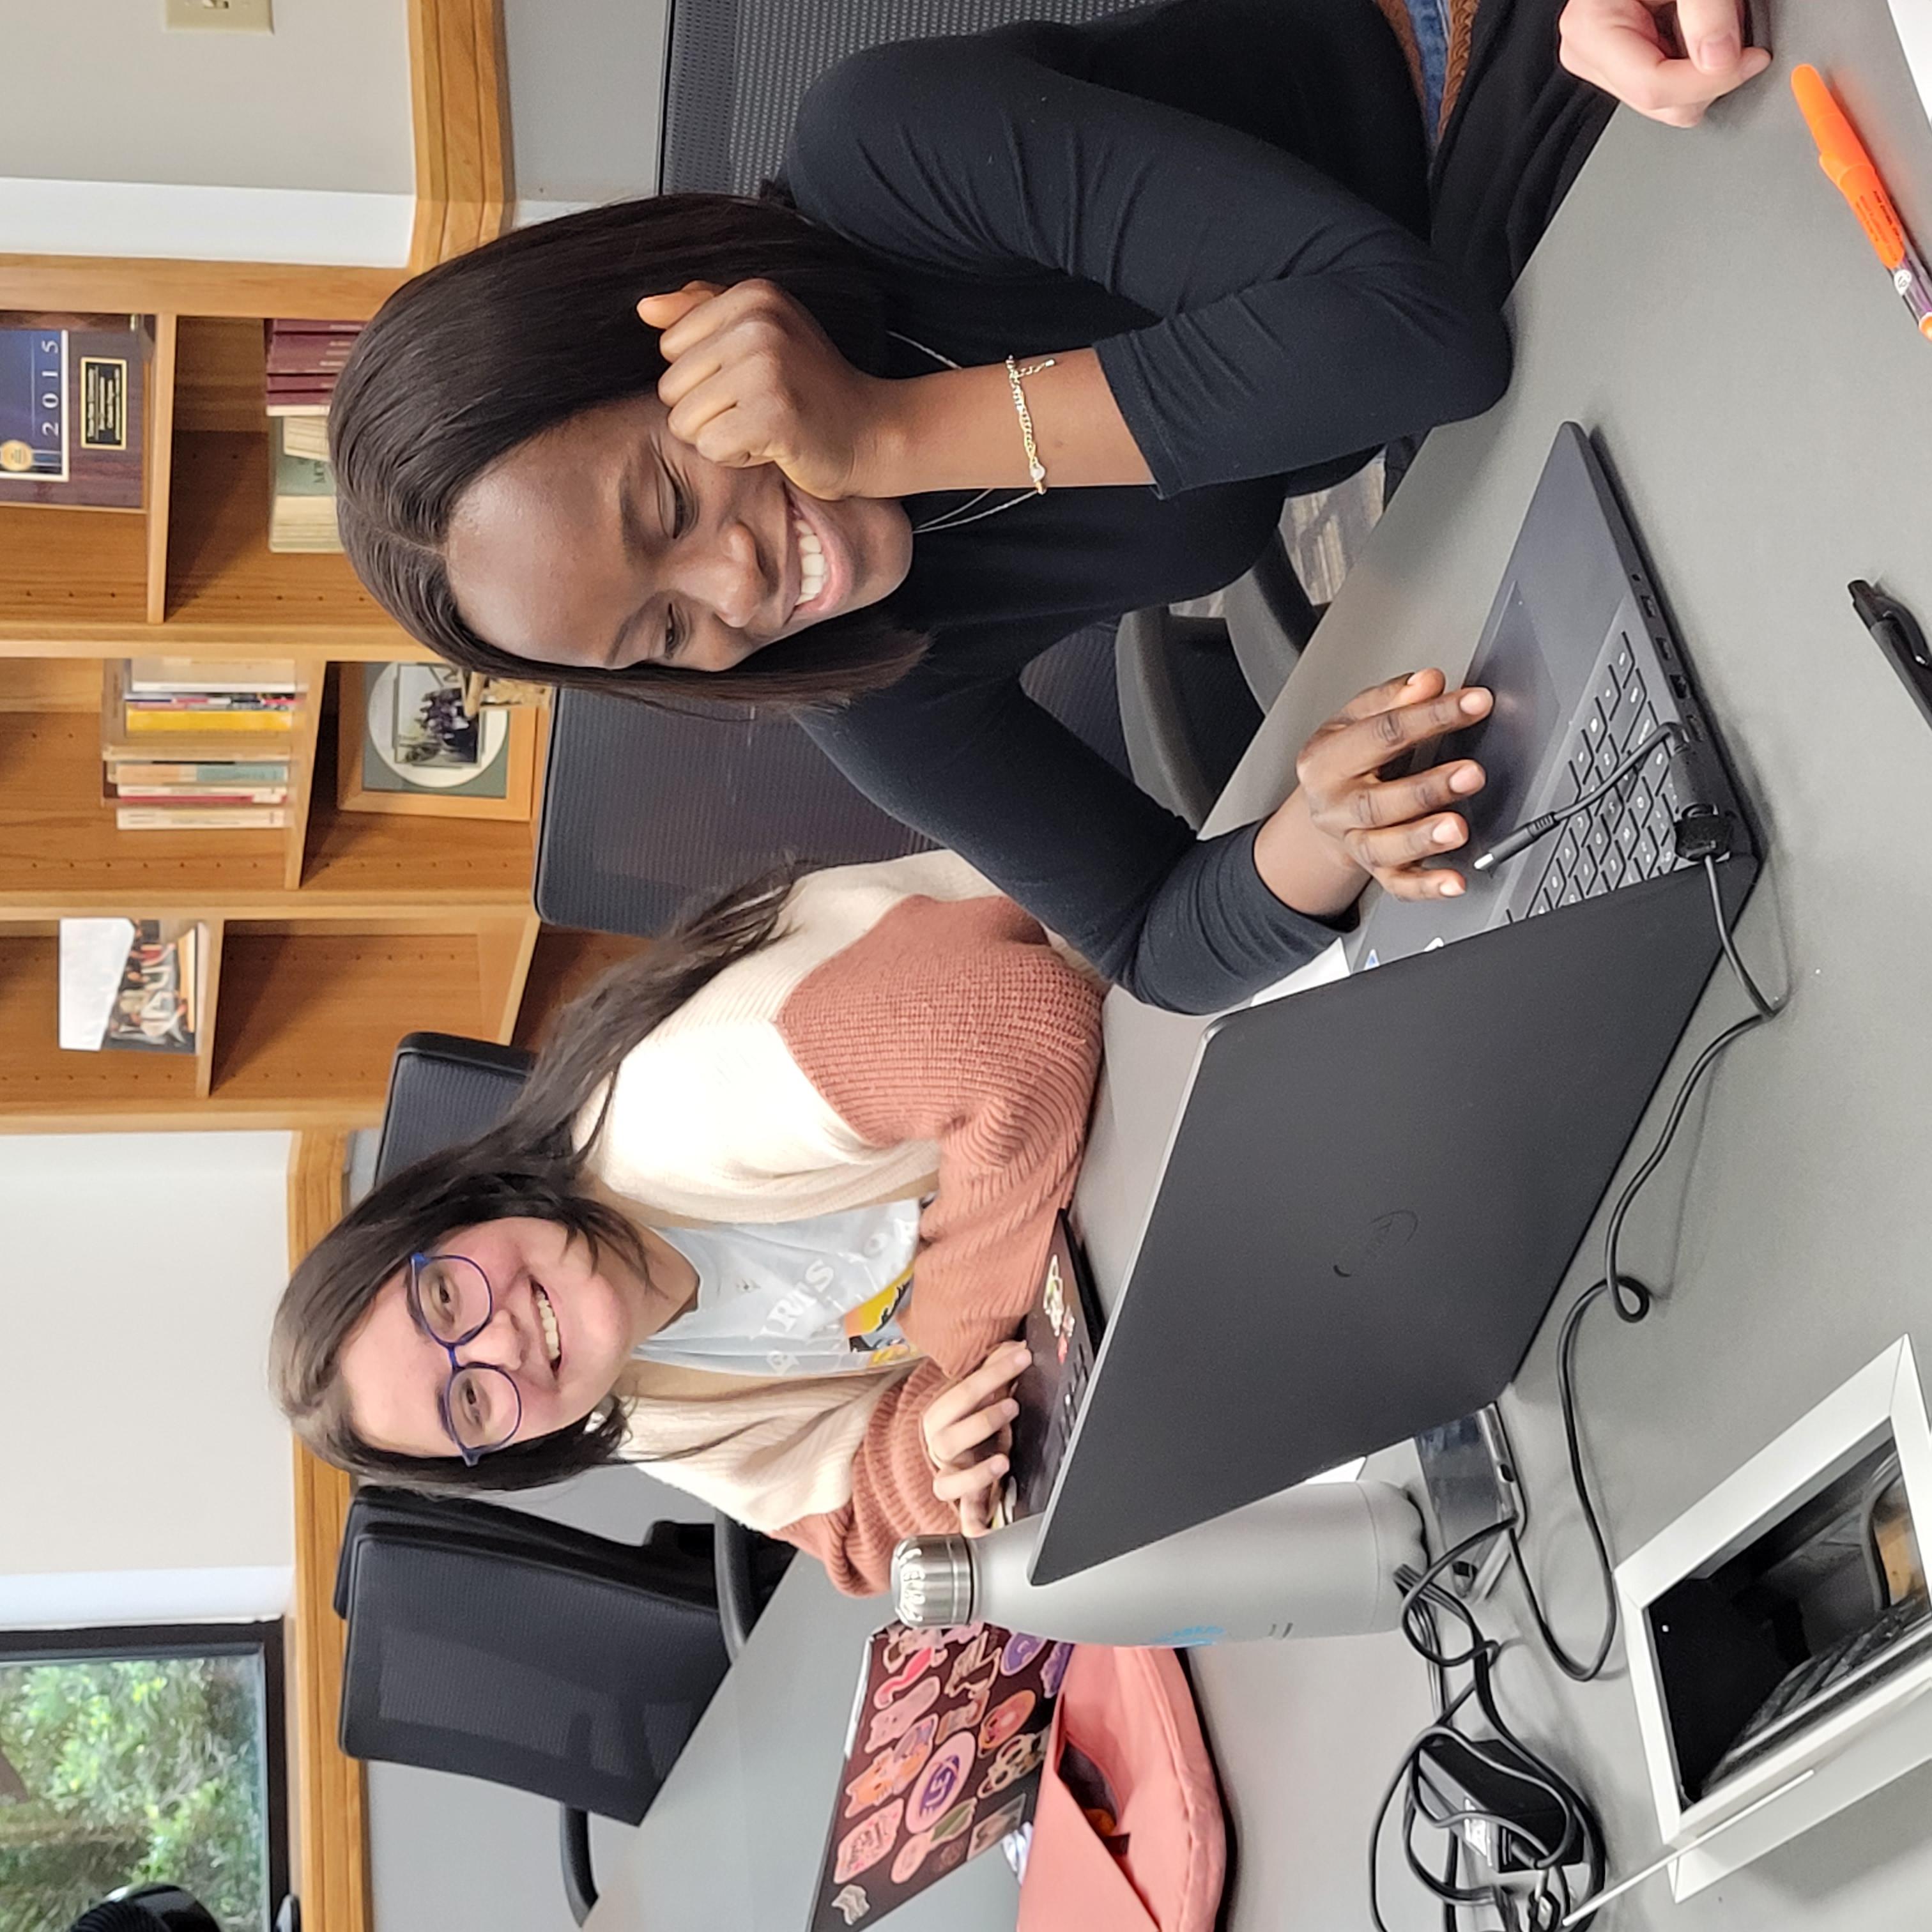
[1374,845,1786,1928]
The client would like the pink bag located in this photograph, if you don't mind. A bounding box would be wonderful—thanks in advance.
[1018,1646,1227,1932]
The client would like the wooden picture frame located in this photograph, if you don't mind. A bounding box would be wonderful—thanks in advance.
[335,661,539,820]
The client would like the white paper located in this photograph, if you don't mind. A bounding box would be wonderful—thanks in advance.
[1892,0,1932,136]
[1246,935,1351,1007]
[57,917,135,1052]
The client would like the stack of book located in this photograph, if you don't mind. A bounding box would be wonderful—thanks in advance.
[264,317,362,422]
[265,318,358,552]
[103,659,297,829]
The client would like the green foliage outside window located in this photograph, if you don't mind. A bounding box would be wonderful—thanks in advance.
[0,1653,270,1932]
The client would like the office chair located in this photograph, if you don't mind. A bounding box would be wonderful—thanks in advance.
[335,1489,747,1925]
[374,1031,787,1663]
[68,1889,222,1932]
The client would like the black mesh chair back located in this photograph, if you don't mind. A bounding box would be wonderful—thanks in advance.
[336,1490,730,1825]
[372,1032,534,1184]
[535,620,1126,937]
[661,0,1142,194]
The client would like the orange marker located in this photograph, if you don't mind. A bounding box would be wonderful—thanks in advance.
[1792,64,1932,341]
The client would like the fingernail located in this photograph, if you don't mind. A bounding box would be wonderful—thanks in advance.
[1459,689,1489,714]
[1432,818,1460,846]
[1404,671,1427,689]
[1440,875,1466,896]
[1011,1344,1032,1363]
[1450,764,1483,793]
[992,1456,1009,1473]
[1697,31,1740,70]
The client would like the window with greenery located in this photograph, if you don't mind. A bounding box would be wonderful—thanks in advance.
[0,1624,288,1932]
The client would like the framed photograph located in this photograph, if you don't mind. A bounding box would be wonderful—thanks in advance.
[336,661,540,820]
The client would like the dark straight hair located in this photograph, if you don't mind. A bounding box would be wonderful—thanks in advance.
[330,192,928,709]
[270,871,799,1494]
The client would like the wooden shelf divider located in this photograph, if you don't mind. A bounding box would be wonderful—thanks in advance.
[192,916,227,1101]
[144,314,180,625]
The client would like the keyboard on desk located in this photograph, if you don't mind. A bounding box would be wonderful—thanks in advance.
[1522,642,1685,920]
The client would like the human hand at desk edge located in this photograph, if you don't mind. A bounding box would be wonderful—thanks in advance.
[1255,670,1491,917]
[923,1341,1031,1539]
[1559,0,1772,128]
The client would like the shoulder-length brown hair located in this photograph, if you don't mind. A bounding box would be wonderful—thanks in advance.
[269,871,796,1494]
[330,191,926,710]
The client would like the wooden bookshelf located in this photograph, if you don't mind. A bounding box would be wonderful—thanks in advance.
[0,0,581,1133]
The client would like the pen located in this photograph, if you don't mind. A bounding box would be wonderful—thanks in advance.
[1848,578,1932,732]
[1792,65,1932,341]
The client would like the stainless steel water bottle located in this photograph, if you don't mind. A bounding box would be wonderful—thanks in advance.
[893,1480,1424,1646]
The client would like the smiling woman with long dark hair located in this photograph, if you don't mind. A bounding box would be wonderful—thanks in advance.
[330,0,1768,1013]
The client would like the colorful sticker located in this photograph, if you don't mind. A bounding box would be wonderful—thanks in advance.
[935,1673,993,1743]
[928,1797,976,1846]
[829,1883,870,1926]
[1039,1641,1075,1699]
[864,1673,940,1751]
[932,1836,967,1877]
[1000,1631,1047,1678]
[969,1796,1029,1860]
[978,1727,1047,1796]
[845,1715,938,1818]
[834,1800,903,1885]
[873,1644,939,1707]
[905,1731,977,1834]
[979,1689,1036,1754]
[947,1629,998,1694]
[890,1830,936,1885]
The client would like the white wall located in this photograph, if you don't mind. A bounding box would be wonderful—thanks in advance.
[0,0,413,193]
[0,0,414,264]
[0,1132,295,1616]
[501,0,672,224]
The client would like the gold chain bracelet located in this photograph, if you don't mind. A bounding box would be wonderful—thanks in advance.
[1004,355,1057,493]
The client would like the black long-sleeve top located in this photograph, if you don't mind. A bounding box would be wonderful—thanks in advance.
[783,0,1513,1013]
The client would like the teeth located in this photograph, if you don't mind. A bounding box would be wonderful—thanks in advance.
[535,1286,560,1368]
[793,512,827,611]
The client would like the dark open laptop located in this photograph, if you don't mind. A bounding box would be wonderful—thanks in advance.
[1028,424,1760,1587]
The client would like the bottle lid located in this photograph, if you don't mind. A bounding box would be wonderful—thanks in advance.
[892,1533,975,1627]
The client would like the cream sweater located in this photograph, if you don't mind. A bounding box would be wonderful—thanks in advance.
[579,852,1104,1594]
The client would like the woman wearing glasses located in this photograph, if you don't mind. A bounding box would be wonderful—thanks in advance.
[326,0,1768,1017]
[272,852,1098,1597]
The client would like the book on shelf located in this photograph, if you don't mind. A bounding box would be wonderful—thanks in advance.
[128,656,299,696]
[268,418,342,553]
[58,918,201,1055]
[277,417,330,462]
[124,703,295,733]
[1,312,151,510]
[126,693,298,712]
[112,785,288,804]
[108,760,291,786]
[102,662,299,767]
[116,805,288,830]
[265,332,361,376]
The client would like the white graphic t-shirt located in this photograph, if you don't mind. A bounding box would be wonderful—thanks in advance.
[634,1200,922,1378]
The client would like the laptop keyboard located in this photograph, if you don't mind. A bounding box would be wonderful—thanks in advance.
[1522,643,1684,919]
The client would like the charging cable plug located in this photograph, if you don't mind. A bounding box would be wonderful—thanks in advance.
[1473,813,1560,873]
[1672,808,1734,863]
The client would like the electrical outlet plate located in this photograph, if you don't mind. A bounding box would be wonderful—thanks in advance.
[165,0,273,32]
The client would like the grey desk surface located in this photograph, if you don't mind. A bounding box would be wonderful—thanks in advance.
[589,1,1932,1925]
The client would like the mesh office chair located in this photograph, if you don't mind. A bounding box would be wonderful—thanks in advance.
[335,1489,739,1925]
